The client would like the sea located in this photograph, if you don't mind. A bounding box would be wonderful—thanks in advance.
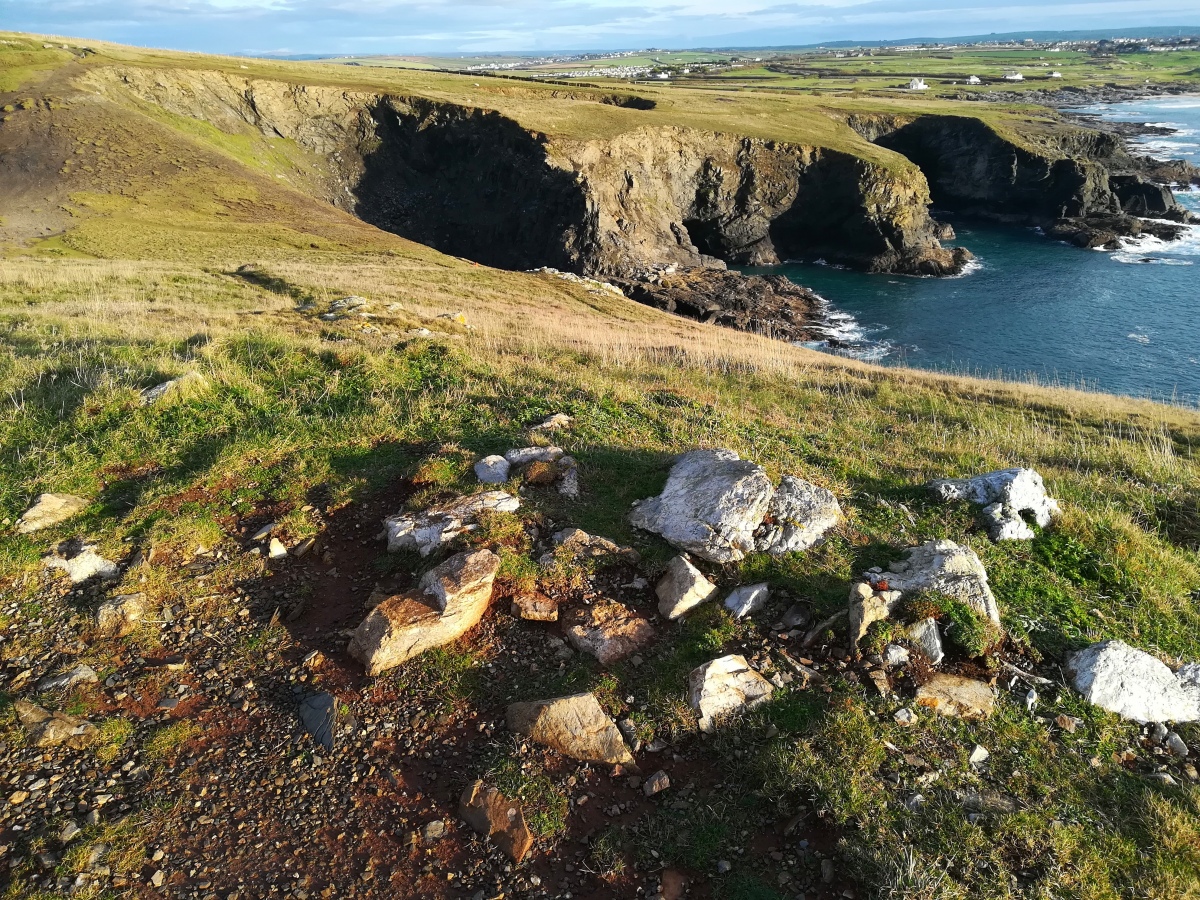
[748,96,1200,405]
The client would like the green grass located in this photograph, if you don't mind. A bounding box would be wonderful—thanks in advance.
[143,720,199,761]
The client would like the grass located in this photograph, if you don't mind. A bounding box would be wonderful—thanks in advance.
[143,720,199,761]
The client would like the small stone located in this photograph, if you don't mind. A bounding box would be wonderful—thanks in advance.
[821,859,835,883]
[506,693,635,765]
[883,644,910,668]
[656,555,718,620]
[643,770,670,796]
[780,603,810,629]
[1149,722,1169,745]
[474,456,511,484]
[564,601,654,664]
[689,654,773,733]
[504,446,563,467]
[251,522,276,542]
[44,542,118,584]
[1166,732,1190,758]
[717,860,732,875]
[894,707,915,726]
[511,593,559,622]
[531,413,572,431]
[723,583,769,620]
[458,780,533,863]
[1055,713,1081,733]
[37,664,99,693]
[968,744,990,769]
[907,618,944,666]
[268,538,287,559]
[95,594,145,638]
[150,870,165,887]
[60,821,82,843]
[421,820,446,843]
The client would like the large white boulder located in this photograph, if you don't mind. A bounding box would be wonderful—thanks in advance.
[630,449,774,563]
[1068,640,1200,723]
[348,549,500,675]
[754,476,842,555]
[688,654,774,732]
[385,492,518,556]
[929,468,1060,541]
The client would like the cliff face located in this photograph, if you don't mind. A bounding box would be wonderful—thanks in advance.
[847,113,1189,235]
[89,68,967,277]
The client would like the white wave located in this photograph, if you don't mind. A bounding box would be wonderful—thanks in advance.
[1113,253,1194,265]
[1128,333,1151,344]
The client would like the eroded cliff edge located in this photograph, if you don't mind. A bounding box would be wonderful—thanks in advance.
[847,112,1195,249]
[87,67,968,280]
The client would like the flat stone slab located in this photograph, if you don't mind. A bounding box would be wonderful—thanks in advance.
[1069,640,1199,723]
[689,654,774,732]
[44,542,118,584]
[870,539,1000,624]
[564,601,654,664]
[348,549,500,675]
[506,692,635,766]
[17,493,89,533]
[15,700,97,749]
[385,491,518,556]
[754,476,842,555]
[915,674,995,719]
[459,780,534,863]
[630,449,774,563]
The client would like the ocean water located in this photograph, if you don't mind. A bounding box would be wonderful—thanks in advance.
[747,96,1200,405]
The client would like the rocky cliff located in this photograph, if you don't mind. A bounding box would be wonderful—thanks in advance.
[89,68,967,278]
[846,112,1193,248]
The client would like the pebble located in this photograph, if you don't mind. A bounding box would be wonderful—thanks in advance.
[1166,732,1190,758]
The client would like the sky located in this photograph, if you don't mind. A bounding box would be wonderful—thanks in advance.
[2,0,1197,56]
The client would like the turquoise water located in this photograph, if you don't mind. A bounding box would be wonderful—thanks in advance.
[747,97,1200,405]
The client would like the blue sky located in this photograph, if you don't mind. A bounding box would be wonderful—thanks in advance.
[2,0,1196,56]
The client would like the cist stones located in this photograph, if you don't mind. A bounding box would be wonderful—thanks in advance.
[564,601,655,665]
[849,582,903,648]
[348,549,500,676]
[511,593,559,622]
[630,449,774,563]
[754,476,842,555]
[16,493,89,533]
[15,701,97,749]
[656,555,719,620]
[863,540,1000,626]
[44,541,119,584]
[915,674,995,720]
[531,412,572,432]
[929,468,1061,541]
[688,654,774,733]
[907,618,945,665]
[506,692,635,766]
[95,593,145,638]
[1068,640,1200,723]
[384,491,519,556]
[724,583,770,620]
[459,781,534,863]
[475,456,511,484]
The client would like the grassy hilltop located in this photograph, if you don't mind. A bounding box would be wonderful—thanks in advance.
[2,31,1200,900]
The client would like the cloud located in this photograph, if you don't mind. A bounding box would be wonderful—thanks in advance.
[1,0,1196,54]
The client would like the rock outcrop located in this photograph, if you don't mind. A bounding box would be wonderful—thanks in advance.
[929,468,1060,541]
[688,655,774,732]
[348,549,500,675]
[1068,640,1200,723]
[506,693,636,766]
[915,674,995,719]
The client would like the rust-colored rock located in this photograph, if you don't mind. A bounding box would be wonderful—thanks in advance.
[506,692,635,766]
[511,592,559,622]
[915,674,995,720]
[564,600,654,665]
[458,780,534,863]
[348,549,500,676]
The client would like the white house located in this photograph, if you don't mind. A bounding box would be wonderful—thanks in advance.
[1003,71,1024,82]
[908,77,929,91]
[966,75,982,85]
